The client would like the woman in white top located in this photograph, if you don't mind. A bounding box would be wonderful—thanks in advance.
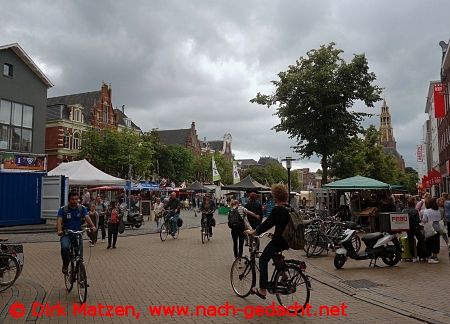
[153,198,165,227]
[229,200,259,259]
[422,198,441,263]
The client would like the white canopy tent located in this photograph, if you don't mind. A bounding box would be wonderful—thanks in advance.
[48,159,126,186]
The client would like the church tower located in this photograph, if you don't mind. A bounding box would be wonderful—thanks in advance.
[378,99,405,171]
[379,100,396,149]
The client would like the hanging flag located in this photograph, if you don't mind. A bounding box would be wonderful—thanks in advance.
[212,156,221,182]
[434,83,445,118]
[416,145,423,162]
[232,161,240,184]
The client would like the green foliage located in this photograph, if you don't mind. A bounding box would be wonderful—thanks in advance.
[156,145,195,183]
[79,128,157,179]
[329,126,418,193]
[242,160,299,189]
[251,43,382,184]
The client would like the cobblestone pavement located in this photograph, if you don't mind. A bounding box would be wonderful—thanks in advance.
[2,210,227,243]
[0,223,441,323]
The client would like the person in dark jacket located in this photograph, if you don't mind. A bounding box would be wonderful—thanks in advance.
[245,184,290,300]
[244,192,263,229]
[402,197,426,261]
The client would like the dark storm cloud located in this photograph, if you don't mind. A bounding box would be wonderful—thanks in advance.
[2,0,450,170]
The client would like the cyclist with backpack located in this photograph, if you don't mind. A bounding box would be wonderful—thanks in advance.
[57,192,96,274]
[228,200,258,259]
[245,184,290,300]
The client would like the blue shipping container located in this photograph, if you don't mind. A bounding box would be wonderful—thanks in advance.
[0,172,43,226]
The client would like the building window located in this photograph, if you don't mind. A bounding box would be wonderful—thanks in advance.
[0,125,9,149]
[73,132,80,150]
[103,109,109,123]
[3,63,13,77]
[63,130,71,149]
[0,99,33,152]
[125,118,131,128]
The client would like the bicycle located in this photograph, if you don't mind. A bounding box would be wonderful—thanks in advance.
[230,233,312,313]
[160,211,179,241]
[0,238,20,293]
[201,214,210,244]
[63,229,90,303]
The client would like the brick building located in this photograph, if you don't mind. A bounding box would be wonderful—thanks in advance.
[45,82,140,170]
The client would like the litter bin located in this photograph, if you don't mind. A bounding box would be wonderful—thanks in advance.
[218,206,230,215]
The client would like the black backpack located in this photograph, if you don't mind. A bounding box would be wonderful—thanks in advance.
[228,208,244,230]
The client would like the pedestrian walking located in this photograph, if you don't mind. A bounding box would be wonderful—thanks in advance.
[423,198,441,263]
[107,202,120,249]
[228,199,257,259]
[438,194,449,247]
[87,204,98,247]
[153,197,164,228]
[402,197,426,262]
[245,192,263,229]
[95,196,107,242]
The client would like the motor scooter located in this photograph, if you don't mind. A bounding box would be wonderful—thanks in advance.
[119,203,144,229]
[334,229,401,269]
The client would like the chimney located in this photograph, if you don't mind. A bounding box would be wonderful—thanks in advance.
[191,121,195,129]
[122,105,125,114]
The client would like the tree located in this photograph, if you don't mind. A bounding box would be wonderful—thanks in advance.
[251,43,382,184]
[156,145,195,184]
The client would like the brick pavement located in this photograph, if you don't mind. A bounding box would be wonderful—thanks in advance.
[1,224,428,324]
[282,236,450,324]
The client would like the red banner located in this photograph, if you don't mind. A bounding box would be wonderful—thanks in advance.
[434,83,446,118]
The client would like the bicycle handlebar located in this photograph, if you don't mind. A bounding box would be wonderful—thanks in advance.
[65,228,90,236]
[255,232,273,239]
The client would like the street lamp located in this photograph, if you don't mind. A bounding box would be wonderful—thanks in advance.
[281,157,296,204]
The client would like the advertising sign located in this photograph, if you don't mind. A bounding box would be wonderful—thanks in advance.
[390,213,410,231]
[417,145,423,162]
[2,153,46,171]
[434,83,445,118]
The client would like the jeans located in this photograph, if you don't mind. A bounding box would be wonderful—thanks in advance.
[407,229,425,258]
[60,234,83,266]
[168,211,179,235]
[108,223,119,247]
[231,229,245,258]
[259,240,284,290]
[202,213,213,235]
[96,216,106,240]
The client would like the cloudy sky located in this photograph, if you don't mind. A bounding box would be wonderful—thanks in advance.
[2,0,450,171]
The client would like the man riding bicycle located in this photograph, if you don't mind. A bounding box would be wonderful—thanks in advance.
[57,192,96,274]
[201,194,216,237]
[165,192,181,237]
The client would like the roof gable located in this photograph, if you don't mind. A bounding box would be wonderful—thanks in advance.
[156,129,191,146]
[0,43,53,87]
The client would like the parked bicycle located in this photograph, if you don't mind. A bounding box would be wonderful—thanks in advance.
[63,229,90,303]
[160,211,179,241]
[0,238,20,293]
[230,233,312,313]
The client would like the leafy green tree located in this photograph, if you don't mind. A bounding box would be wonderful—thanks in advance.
[156,145,195,184]
[251,43,382,184]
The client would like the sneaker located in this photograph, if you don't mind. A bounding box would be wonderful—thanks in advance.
[428,258,439,264]
[89,243,95,247]
[62,265,68,274]
[107,246,111,249]
[112,246,116,249]
[412,258,418,263]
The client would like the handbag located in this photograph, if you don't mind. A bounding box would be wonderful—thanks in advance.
[423,222,437,238]
[439,220,447,235]
[118,218,125,234]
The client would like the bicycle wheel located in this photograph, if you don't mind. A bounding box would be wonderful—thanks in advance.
[274,265,310,313]
[160,222,168,242]
[230,256,255,298]
[77,262,88,303]
[64,260,74,292]
[201,221,206,244]
[0,254,20,292]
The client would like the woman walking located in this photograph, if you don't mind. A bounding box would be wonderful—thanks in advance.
[423,198,441,263]
[107,202,120,249]
[228,200,257,259]
[87,204,98,247]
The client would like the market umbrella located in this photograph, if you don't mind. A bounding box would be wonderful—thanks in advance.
[323,175,390,190]
[182,181,213,193]
[221,175,270,191]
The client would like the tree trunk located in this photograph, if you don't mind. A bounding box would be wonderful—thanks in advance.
[321,155,328,186]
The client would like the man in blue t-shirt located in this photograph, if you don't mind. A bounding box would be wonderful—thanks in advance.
[57,192,96,274]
